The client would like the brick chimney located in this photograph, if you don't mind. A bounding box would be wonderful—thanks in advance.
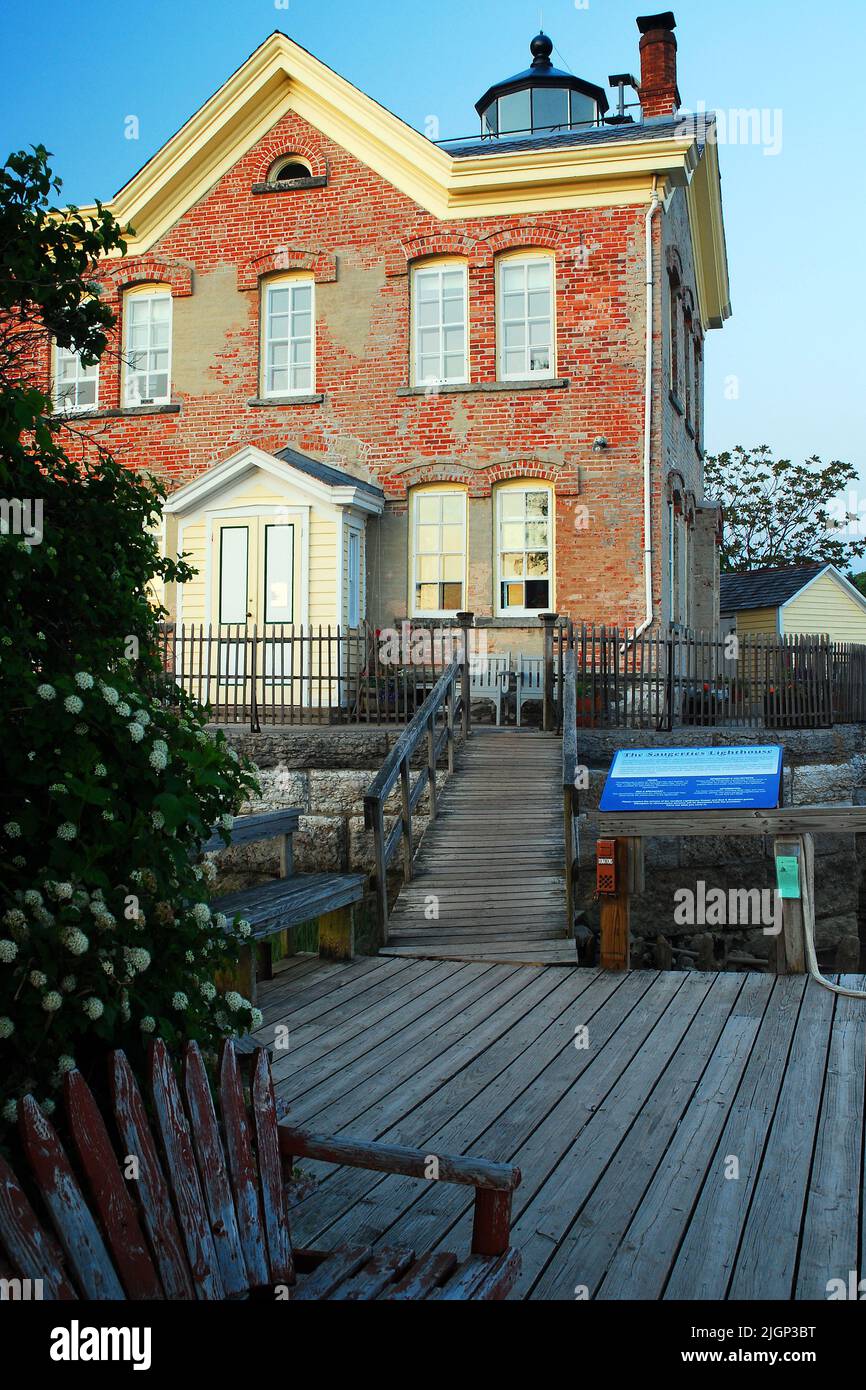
[637,12,681,119]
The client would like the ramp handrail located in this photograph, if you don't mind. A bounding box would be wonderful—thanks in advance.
[364,656,468,943]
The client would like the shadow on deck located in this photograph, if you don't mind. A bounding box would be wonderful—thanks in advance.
[252,953,865,1300]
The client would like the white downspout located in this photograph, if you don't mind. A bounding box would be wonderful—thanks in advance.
[633,177,661,640]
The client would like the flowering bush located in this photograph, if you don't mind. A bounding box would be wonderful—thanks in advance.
[0,149,261,1127]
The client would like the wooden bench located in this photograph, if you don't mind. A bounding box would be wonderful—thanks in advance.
[205,810,366,1002]
[0,1040,521,1301]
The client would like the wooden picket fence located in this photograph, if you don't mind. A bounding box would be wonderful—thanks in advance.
[553,623,866,731]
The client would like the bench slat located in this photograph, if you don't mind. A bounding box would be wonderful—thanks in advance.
[148,1040,224,1300]
[214,873,365,938]
[202,810,301,855]
[291,1245,373,1300]
[109,1051,195,1300]
[328,1245,416,1301]
[0,1153,77,1300]
[18,1097,124,1300]
[219,1041,270,1289]
[252,1049,294,1286]
[64,1071,163,1300]
[182,1042,249,1299]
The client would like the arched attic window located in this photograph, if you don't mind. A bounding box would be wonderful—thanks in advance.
[253,155,328,195]
[270,156,312,183]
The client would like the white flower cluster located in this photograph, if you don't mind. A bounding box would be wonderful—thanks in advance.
[82,997,104,1020]
[140,1016,156,1033]
[129,723,145,743]
[0,939,17,963]
[74,672,94,690]
[172,992,189,1011]
[56,822,77,841]
[124,946,151,974]
[192,902,211,927]
[37,683,56,700]
[42,992,63,1013]
[64,695,84,715]
[62,928,89,956]
[149,739,169,772]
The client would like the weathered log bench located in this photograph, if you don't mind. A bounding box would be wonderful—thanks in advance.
[0,1040,521,1300]
[205,810,366,1001]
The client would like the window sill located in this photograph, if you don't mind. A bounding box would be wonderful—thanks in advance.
[669,390,685,417]
[685,420,696,440]
[251,176,329,194]
[475,616,550,629]
[52,402,181,420]
[397,378,569,397]
[247,394,325,407]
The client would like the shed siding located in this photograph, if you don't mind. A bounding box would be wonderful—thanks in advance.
[783,572,866,642]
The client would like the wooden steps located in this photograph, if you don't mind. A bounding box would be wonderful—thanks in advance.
[381,729,574,967]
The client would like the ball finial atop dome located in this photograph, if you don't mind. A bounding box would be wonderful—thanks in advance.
[529,31,554,67]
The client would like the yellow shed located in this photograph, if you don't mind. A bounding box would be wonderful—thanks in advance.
[720,563,866,642]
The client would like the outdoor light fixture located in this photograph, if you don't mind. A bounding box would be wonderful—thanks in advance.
[593,436,609,451]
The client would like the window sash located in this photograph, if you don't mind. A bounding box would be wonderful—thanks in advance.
[124,293,172,405]
[498,258,554,380]
[264,280,314,397]
[412,491,466,616]
[264,524,294,624]
[412,265,468,386]
[347,529,361,627]
[496,487,552,614]
[54,346,99,412]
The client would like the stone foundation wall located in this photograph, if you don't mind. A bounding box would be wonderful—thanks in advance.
[213,725,453,886]
[576,726,866,970]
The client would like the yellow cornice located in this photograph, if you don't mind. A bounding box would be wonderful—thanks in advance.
[76,31,729,327]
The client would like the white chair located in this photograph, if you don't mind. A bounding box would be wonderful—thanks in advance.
[469,653,511,725]
[515,654,559,727]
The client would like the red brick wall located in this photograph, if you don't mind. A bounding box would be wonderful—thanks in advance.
[41,108,705,630]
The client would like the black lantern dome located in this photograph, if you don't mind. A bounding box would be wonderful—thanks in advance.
[475,31,608,138]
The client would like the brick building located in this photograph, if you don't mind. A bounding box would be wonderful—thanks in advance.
[45,11,730,653]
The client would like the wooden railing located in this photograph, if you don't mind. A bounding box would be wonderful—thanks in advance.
[551,622,866,731]
[364,657,468,944]
[561,648,580,938]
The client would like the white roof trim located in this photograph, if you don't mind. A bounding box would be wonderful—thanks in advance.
[780,562,866,617]
[163,444,384,517]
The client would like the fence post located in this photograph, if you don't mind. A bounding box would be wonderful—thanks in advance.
[457,611,474,739]
[540,613,559,732]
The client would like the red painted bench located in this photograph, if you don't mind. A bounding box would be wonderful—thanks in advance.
[0,1039,521,1300]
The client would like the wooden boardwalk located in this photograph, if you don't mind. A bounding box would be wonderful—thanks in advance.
[381,728,575,966]
[253,954,866,1300]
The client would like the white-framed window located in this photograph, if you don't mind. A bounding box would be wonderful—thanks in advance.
[411,488,466,617]
[496,484,553,615]
[497,255,554,380]
[411,262,468,386]
[262,277,315,397]
[347,527,362,627]
[124,290,172,405]
[54,345,99,412]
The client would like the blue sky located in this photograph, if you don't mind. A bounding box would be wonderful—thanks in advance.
[1,0,864,479]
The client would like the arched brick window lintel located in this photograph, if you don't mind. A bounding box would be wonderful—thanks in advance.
[238,248,337,291]
[252,136,328,184]
[97,260,193,302]
[387,233,475,278]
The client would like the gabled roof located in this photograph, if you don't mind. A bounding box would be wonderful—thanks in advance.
[720,564,827,613]
[162,443,384,516]
[77,31,730,329]
[275,445,384,501]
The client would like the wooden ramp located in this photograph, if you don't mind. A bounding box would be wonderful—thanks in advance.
[381,728,574,966]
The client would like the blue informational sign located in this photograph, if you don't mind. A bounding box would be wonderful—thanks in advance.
[599,746,784,813]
